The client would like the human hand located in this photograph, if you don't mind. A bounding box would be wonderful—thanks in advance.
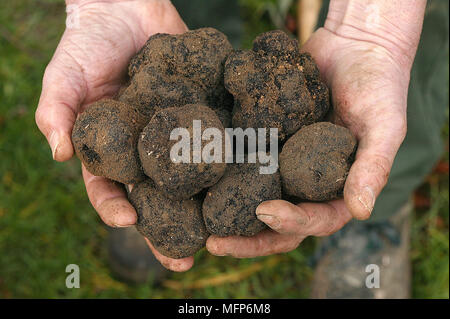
[35,0,194,271]
[206,0,427,258]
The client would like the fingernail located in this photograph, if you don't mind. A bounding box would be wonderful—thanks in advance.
[116,215,137,227]
[255,201,272,215]
[357,186,375,214]
[49,131,60,160]
[113,221,136,227]
[113,223,133,228]
[257,214,281,230]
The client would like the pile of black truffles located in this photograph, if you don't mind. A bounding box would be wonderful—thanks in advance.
[72,28,357,259]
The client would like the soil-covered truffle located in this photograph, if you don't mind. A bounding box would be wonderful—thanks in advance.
[138,104,227,200]
[129,179,208,259]
[119,67,208,118]
[202,159,282,237]
[72,99,147,184]
[224,30,329,141]
[280,122,357,201]
[119,28,234,127]
[298,52,330,122]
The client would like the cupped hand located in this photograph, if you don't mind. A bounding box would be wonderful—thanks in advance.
[35,0,193,271]
[207,24,416,257]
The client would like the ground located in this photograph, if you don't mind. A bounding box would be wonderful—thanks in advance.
[0,0,448,298]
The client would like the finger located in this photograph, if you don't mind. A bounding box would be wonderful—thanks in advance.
[206,229,301,258]
[344,114,407,220]
[256,199,352,236]
[82,165,137,227]
[144,238,194,272]
[35,57,86,162]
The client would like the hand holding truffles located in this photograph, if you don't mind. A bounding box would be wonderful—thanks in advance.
[72,28,357,261]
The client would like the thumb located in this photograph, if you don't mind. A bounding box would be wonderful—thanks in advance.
[344,111,407,220]
[35,58,86,162]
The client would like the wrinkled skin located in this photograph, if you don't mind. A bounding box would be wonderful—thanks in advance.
[35,0,195,272]
[206,4,426,258]
[36,0,426,270]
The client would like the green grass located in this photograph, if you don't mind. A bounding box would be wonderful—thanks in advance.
[411,125,449,298]
[412,183,449,299]
[0,0,448,299]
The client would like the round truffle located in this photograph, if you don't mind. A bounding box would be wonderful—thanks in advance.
[71,99,147,184]
[138,104,227,200]
[280,122,357,201]
[128,28,233,87]
[202,159,282,237]
[129,179,208,259]
[224,30,330,141]
[121,28,234,126]
[119,66,208,119]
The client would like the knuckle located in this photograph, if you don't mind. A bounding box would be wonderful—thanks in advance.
[398,116,407,141]
[371,154,392,188]
[287,239,300,252]
[256,235,266,252]
[208,242,221,255]
[296,205,321,236]
[280,237,300,253]
[322,219,339,236]
[42,62,58,86]
[389,109,407,142]
[299,206,314,228]
[319,210,339,236]
[34,106,48,132]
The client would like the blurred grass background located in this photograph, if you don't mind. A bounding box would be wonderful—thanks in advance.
[0,0,448,298]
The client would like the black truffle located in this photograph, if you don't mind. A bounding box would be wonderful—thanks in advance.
[129,179,208,259]
[120,28,234,127]
[72,99,146,184]
[202,159,282,237]
[138,104,227,200]
[224,30,329,141]
[280,122,357,201]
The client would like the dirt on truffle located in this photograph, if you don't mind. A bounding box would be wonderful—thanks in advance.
[71,28,350,254]
[129,179,208,259]
[138,104,227,200]
[298,52,330,122]
[72,99,147,184]
[280,122,357,201]
[119,28,234,127]
[202,159,282,237]
[224,30,329,141]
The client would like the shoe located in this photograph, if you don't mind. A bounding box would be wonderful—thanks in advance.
[310,203,412,299]
[107,226,167,284]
